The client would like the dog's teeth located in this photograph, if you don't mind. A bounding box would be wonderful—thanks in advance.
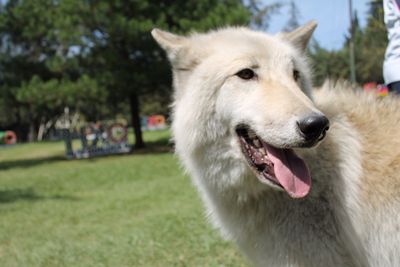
[253,139,261,148]
[248,131,256,139]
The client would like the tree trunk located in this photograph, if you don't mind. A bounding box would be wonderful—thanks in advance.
[27,121,36,142]
[129,93,145,149]
[27,106,36,142]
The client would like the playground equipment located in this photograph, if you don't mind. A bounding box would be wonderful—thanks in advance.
[0,131,17,145]
[141,115,167,131]
[63,121,131,159]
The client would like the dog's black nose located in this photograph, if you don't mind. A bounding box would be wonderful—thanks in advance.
[297,114,330,142]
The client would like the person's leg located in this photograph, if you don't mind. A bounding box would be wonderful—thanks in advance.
[388,81,400,95]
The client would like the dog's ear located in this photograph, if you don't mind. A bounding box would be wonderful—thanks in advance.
[151,29,187,62]
[284,21,317,51]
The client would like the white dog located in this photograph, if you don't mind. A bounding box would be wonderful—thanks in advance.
[152,22,400,267]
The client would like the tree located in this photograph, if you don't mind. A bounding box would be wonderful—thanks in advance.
[0,0,98,141]
[247,0,283,30]
[357,0,387,83]
[71,0,251,148]
[16,75,107,121]
[310,0,387,86]
[283,1,301,32]
[1,0,290,147]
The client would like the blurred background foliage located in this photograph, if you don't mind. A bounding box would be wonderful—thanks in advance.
[309,0,387,86]
[0,0,388,147]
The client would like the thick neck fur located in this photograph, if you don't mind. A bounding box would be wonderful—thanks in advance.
[172,94,368,267]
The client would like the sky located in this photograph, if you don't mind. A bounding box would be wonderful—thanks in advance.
[262,0,371,50]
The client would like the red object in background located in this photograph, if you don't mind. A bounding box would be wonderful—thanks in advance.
[4,131,17,145]
[147,115,166,130]
[363,82,377,92]
[363,82,389,97]
[377,84,389,97]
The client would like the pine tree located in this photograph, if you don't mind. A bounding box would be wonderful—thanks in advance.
[284,1,301,32]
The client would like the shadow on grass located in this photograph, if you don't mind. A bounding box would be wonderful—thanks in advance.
[132,137,174,155]
[0,188,78,204]
[0,155,66,171]
[0,137,174,170]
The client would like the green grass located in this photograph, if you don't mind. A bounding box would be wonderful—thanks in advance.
[0,130,248,267]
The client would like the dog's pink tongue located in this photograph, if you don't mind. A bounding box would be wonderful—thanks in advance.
[265,145,311,198]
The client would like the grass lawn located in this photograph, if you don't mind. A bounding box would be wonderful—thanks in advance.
[0,130,248,267]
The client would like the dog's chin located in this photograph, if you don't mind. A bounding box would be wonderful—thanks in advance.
[235,125,313,199]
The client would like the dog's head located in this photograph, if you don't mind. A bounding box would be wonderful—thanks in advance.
[152,22,329,198]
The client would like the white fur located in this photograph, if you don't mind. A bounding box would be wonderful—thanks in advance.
[152,24,400,267]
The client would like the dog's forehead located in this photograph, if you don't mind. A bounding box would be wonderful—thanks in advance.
[190,28,295,63]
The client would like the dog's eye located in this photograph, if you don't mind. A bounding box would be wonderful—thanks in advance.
[293,69,300,81]
[236,68,255,80]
